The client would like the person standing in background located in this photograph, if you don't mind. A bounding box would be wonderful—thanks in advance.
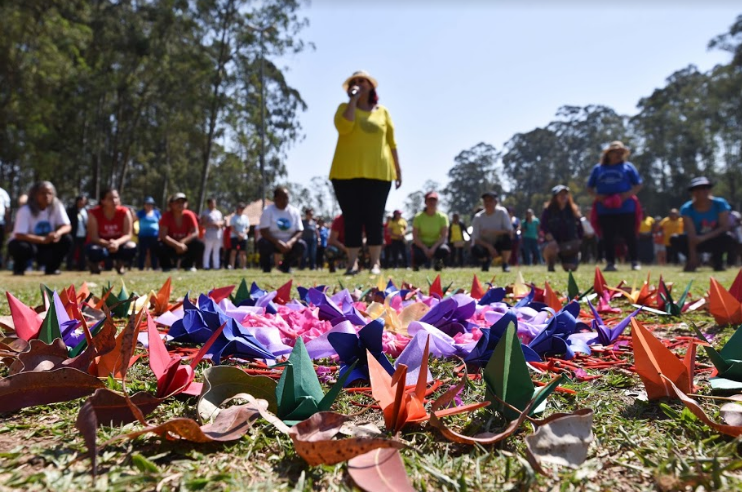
[229,202,249,269]
[135,197,160,270]
[587,141,643,271]
[330,70,402,276]
[653,216,667,265]
[66,196,89,271]
[0,185,12,269]
[200,197,224,270]
[387,210,408,268]
[317,217,329,270]
[659,208,683,265]
[637,209,655,264]
[508,207,521,266]
[448,213,468,267]
[521,208,541,266]
[301,208,318,270]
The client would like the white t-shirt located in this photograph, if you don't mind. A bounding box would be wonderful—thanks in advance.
[471,206,513,243]
[201,209,224,241]
[0,187,10,225]
[230,214,250,238]
[13,203,70,239]
[259,204,303,242]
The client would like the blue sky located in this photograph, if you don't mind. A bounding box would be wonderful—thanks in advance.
[279,3,740,214]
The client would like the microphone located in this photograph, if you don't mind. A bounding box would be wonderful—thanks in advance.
[349,87,360,97]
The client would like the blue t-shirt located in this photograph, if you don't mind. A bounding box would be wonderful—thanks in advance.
[587,161,642,215]
[319,226,329,247]
[679,197,731,235]
[137,209,161,237]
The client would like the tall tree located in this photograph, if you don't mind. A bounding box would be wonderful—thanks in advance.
[443,143,500,220]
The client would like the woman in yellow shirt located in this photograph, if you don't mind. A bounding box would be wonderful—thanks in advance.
[330,70,402,275]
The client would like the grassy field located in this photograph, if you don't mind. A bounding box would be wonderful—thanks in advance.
[1,264,741,491]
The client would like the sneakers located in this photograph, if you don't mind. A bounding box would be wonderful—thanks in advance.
[502,263,511,273]
[279,262,292,274]
[433,259,443,272]
[371,264,382,275]
[188,266,197,272]
[547,263,556,272]
[481,260,490,273]
[604,263,617,272]
[631,262,641,271]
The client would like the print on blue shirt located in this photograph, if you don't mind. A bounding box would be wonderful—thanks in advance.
[277,217,291,231]
[587,161,642,215]
[680,197,731,235]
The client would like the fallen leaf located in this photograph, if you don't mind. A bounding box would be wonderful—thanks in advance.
[86,388,163,427]
[197,366,278,422]
[288,412,407,466]
[348,448,415,492]
[663,376,742,437]
[75,399,98,479]
[0,367,105,413]
[8,339,68,374]
[525,408,594,474]
[720,399,742,427]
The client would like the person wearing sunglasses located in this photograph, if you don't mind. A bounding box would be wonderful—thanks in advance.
[329,70,402,276]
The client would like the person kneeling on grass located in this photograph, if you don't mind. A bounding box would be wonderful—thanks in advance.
[86,187,137,274]
[540,185,584,272]
[671,177,736,272]
[8,181,72,276]
[412,191,450,271]
[257,186,305,273]
[157,193,204,272]
[471,191,513,272]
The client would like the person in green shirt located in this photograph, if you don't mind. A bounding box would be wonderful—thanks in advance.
[412,191,449,271]
[521,208,541,265]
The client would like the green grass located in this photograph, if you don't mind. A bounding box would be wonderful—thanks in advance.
[1,265,742,491]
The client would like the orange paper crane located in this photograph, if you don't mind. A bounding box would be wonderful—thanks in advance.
[471,274,485,300]
[631,318,694,400]
[593,267,608,297]
[367,336,486,434]
[543,281,562,312]
[708,277,742,326]
[151,277,174,315]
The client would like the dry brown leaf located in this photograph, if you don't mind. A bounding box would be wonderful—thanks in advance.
[288,412,407,466]
[0,367,105,413]
[8,339,68,374]
[720,396,742,427]
[663,376,742,438]
[524,408,594,475]
[348,448,415,492]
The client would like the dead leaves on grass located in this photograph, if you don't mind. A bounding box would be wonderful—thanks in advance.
[525,409,594,474]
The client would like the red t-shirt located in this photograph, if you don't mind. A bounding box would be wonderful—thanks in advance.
[88,206,129,241]
[160,210,199,241]
[331,215,345,245]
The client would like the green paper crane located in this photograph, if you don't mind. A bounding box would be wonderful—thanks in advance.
[105,282,131,318]
[231,279,251,305]
[275,338,355,425]
[483,322,565,421]
[692,323,742,389]
[567,272,593,300]
[39,298,62,344]
[659,279,693,316]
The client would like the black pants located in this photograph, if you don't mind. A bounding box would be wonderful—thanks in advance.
[66,236,87,271]
[8,234,73,274]
[580,236,598,264]
[138,236,159,270]
[0,226,5,269]
[638,233,654,264]
[671,233,737,268]
[387,239,408,268]
[332,178,392,248]
[158,239,205,271]
[412,243,450,268]
[257,237,306,272]
[450,245,466,267]
[87,243,138,265]
[471,235,513,262]
[598,213,638,264]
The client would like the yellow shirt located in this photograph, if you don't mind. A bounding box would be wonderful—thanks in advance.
[389,217,407,239]
[659,216,684,246]
[638,216,654,234]
[450,223,464,242]
[330,104,397,181]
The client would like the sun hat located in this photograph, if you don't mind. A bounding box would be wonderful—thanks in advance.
[551,185,569,196]
[688,176,712,191]
[143,196,156,205]
[342,70,378,91]
[605,141,629,153]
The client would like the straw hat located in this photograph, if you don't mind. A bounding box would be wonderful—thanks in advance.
[342,70,378,91]
[604,141,629,154]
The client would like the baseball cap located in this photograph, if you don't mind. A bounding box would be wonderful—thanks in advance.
[170,192,187,202]
[424,191,439,200]
[481,191,498,200]
[143,196,156,205]
[688,177,712,191]
[551,185,570,196]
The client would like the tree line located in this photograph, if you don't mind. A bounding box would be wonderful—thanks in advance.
[0,0,308,213]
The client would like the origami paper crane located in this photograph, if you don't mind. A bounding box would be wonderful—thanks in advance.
[147,312,224,397]
[105,282,132,318]
[692,323,742,390]
[658,279,692,316]
[471,275,486,300]
[708,277,742,326]
[586,299,640,346]
[6,291,43,341]
[478,286,506,305]
[274,280,293,305]
[231,279,251,305]
[307,288,366,326]
[594,267,608,297]
[527,302,591,359]
[328,318,395,386]
[275,337,354,425]
[631,318,693,400]
[208,284,235,304]
[483,322,565,421]
[543,281,562,312]
[150,277,174,315]
[611,274,653,305]
[417,296,475,337]
[464,310,541,366]
[429,275,443,298]
[368,336,487,433]
[513,272,530,298]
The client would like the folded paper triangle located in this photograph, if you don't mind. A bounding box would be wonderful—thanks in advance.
[631,318,692,399]
[6,291,43,341]
[708,278,742,326]
[429,275,442,298]
[470,275,485,300]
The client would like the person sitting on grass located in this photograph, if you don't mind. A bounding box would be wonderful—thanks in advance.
[471,191,513,272]
[86,187,137,274]
[257,186,305,273]
[157,193,204,272]
[8,181,72,276]
[540,185,584,272]
[412,191,450,271]
[229,202,249,270]
[671,177,736,272]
